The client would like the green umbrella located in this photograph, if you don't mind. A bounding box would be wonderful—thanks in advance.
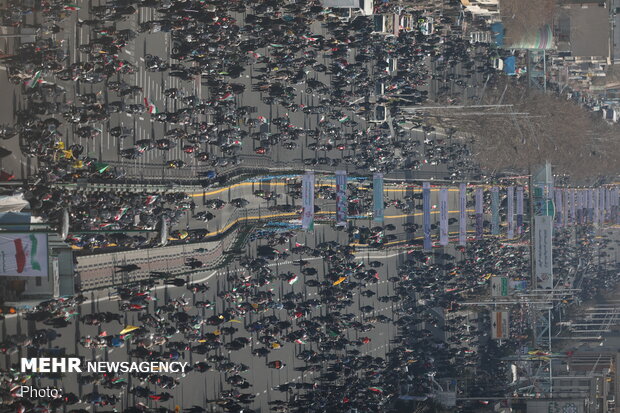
[94,162,110,173]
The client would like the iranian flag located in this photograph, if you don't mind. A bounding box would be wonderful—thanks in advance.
[301,35,318,42]
[114,207,129,221]
[145,195,158,205]
[220,92,234,101]
[63,3,80,10]
[25,71,42,88]
[13,235,41,273]
[143,98,158,114]
[368,387,384,394]
[338,115,349,123]
[287,274,299,285]
[294,339,306,344]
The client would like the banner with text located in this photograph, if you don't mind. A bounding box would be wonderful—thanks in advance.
[475,187,483,240]
[423,182,432,250]
[516,186,524,235]
[439,188,448,246]
[335,171,347,226]
[373,173,384,223]
[491,187,499,236]
[302,172,315,231]
[459,183,467,246]
[507,186,514,239]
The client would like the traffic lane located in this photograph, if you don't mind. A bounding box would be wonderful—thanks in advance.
[72,184,472,284]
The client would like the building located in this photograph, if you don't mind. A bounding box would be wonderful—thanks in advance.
[555,2,611,64]
[460,0,501,20]
[321,0,373,16]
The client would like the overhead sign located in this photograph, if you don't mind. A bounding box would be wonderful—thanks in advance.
[373,173,384,223]
[439,188,448,246]
[302,172,315,230]
[458,183,467,246]
[510,280,528,291]
[490,276,509,297]
[423,182,431,250]
[0,233,49,277]
[491,311,509,340]
[335,171,347,226]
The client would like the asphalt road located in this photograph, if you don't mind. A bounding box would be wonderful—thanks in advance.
[73,179,479,287]
[2,225,442,413]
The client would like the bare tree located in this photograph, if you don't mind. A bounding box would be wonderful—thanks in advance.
[428,78,620,181]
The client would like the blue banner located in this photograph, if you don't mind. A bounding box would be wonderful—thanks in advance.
[302,172,315,231]
[373,173,384,223]
[570,189,575,225]
[439,188,448,246]
[335,171,347,226]
[459,183,467,246]
[491,187,499,236]
[516,186,523,235]
[475,187,483,240]
[555,188,563,227]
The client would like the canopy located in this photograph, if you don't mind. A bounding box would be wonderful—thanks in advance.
[491,22,504,46]
[0,194,29,213]
[504,56,516,75]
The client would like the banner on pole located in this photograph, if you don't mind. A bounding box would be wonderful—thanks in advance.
[302,172,315,231]
[534,215,553,289]
[555,188,563,227]
[516,186,524,235]
[439,188,448,246]
[507,186,514,239]
[605,188,611,223]
[570,189,576,225]
[491,187,499,236]
[611,188,620,224]
[579,190,585,225]
[598,187,605,226]
[475,187,483,240]
[563,189,568,227]
[593,189,599,226]
[587,189,594,223]
[423,182,432,250]
[459,183,467,246]
[373,173,384,223]
[335,171,347,226]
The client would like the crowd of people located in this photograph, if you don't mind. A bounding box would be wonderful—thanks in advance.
[1,0,619,412]
[2,215,617,412]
